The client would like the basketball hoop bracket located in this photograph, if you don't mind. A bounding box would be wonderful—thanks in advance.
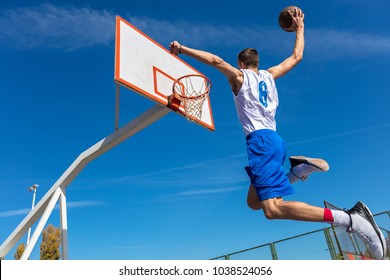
[167,93,181,112]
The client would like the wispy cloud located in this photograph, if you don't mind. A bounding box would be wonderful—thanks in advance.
[104,153,245,185]
[105,122,390,191]
[0,3,114,51]
[0,208,31,218]
[0,200,105,218]
[287,123,390,146]
[0,3,389,60]
[66,200,106,208]
[155,186,244,203]
[100,153,247,201]
[306,29,390,61]
[169,187,243,197]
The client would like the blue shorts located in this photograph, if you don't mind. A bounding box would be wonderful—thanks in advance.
[245,129,294,201]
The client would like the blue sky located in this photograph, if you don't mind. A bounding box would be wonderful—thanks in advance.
[0,0,389,260]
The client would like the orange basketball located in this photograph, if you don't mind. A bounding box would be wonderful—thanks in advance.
[278,6,300,32]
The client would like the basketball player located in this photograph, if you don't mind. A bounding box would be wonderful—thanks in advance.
[169,7,387,259]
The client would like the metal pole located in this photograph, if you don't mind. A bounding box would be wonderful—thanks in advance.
[323,227,338,260]
[115,84,120,131]
[27,184,39,245]
[0,104,170,259]
[270,242,278,260]
[59,187,68,260]
[21,188,62,260]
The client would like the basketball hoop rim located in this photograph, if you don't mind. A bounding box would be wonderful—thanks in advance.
[172,74,212,100]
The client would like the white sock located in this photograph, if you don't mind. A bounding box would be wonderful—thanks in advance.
[287,172,300,184]
[331,209,351,229]
[291,163,306,175]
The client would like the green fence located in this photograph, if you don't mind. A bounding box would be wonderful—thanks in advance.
[211,209,390,260]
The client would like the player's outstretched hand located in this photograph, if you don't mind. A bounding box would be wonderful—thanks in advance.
[169,41,181,56]
[286,7,304,32]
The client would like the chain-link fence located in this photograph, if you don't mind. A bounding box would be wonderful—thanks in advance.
[211,202,389,260]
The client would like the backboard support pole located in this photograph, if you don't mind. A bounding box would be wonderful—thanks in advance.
[59,186,68,260]
[0,104,170,260]
[115,84,120,131]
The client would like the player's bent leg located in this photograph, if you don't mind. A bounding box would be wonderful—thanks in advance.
[259,197,325,222]
[247,184,262,210]
[287,156,329,183]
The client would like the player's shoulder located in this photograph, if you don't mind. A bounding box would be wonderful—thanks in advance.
[258,69,277,82]
[229,69,244,93]
[258,69,272,77]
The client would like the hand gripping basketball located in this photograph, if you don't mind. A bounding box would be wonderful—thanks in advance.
[278,6,304,32]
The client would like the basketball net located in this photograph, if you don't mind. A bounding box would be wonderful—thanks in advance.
[172,74,211,122]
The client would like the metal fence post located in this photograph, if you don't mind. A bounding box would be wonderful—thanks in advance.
[269,242,278,260]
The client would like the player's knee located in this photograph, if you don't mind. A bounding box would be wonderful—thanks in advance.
[247,195,262,210]
[247,201,262,211]
[263,206,281,220]
[263,209,275,220]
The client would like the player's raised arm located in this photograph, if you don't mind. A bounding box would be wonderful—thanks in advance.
[267,7,305,80]
[169,41,243,92]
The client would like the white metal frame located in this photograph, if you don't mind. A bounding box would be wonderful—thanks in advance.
[0,104,170,260]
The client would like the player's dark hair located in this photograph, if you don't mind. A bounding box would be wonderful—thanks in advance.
[238,48,259,68]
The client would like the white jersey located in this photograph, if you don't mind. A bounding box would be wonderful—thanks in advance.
[233,69,278,136]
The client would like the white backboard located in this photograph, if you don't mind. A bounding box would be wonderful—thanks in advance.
[114,16,215,131]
